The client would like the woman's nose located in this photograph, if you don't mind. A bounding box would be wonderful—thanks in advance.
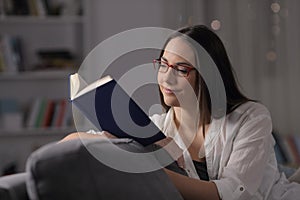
[161,66,177,84]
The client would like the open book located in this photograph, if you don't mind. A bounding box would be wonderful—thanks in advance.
[70,73,166,146]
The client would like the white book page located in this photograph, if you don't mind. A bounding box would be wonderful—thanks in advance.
[70,73,112,100]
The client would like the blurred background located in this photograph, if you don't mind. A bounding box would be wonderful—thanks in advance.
[0,0,299,174]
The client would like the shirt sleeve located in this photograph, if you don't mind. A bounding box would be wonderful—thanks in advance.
[212,104,273,200]
[86,129,104,135]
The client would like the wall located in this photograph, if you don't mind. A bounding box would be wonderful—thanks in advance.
[188,0,300,135]
[80,0,189,115]
[82,0,299,135]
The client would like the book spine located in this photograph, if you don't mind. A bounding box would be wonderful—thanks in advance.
[61,102,72,127]
[36,0,46,16]
[56,99,67,127]
[0,41,5,72]
[28,0,38,16]
[2,35,18,74]
[42,99,55,127]
[34,98,47,128]
[0,98,22,131]
[286,135,300,164]
[50,100,60,127]
[294,135,300,159]
[26,98,42,128]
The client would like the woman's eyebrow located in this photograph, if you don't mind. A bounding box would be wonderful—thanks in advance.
[161,57,192,66]
[161,57,168,62]
[176,61,193,66]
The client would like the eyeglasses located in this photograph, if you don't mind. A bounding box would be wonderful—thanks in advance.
[153,59,196,77]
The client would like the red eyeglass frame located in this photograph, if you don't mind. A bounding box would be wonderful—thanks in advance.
[153,59,196,77]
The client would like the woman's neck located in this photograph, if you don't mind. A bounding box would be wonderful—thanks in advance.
[173,106,200,144]
[173,106,209,161]
[173,107,198,127]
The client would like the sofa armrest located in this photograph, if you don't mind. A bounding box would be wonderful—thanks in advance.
[0,173,29,200]
[26,138,183,200]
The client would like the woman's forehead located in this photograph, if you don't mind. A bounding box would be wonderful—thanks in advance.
[164,37,196,66]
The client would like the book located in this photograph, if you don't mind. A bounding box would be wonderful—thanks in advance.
[35,98,47,128]
[0,35,23,73]
[286,135,300,164]
[42,99,55,127]
[0,98,22,131]
[26,98,42,128]
[70,73,166,146]
[55,99,67,127]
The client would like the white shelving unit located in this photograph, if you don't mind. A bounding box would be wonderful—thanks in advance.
[0,17,85,71]
[0,0,90,173]
[0,70,77,173]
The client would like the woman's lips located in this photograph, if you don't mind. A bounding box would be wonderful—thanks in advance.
[161,86,178,95]
[164,88,174,94]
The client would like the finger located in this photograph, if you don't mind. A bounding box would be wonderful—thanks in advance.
[155,137,172,147]
[102,131,117,138]
[176,155,185,169]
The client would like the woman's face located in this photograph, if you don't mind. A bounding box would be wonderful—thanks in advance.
[157,37,198,108]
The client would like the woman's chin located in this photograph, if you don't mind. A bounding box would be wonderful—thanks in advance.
[164,97,180,107]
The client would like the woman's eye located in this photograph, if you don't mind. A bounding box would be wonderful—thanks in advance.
[159,63,168,68]
[176,66,189,74]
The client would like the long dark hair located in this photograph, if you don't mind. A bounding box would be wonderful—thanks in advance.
[158,25,251,132]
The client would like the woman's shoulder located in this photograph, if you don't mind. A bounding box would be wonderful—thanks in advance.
[225,101,273,141]
[232,101,271,119]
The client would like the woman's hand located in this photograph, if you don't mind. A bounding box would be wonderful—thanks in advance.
[155,137,185,169]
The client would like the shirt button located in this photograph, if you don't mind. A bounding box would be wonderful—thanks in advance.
[239,186,244,192]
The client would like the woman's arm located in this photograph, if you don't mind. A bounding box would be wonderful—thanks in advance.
[60,131,116,142]
[165,169,220,200]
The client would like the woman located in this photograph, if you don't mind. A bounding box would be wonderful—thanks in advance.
[150,25,300,200]
[63,25,300,199]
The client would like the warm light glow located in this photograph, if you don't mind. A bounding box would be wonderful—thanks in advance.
[266,51,277,62]
[211,20,221,30]
[271,3,280,13]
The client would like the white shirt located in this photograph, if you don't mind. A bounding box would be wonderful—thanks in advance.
[150,101,300,200]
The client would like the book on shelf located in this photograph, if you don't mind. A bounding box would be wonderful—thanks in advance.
[26,98,73,129]
[1,0,83,16]
[42,99,55,127]
[273,131,300,166]
[70,73,166,146]
[55,99,67,127]
[26,98,42,128]
[35,49,77,70]
[0,98,22,131]
[0,35,23,74]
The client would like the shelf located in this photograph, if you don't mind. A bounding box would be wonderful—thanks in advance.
[0,15,84,24]
[0,0,87,173]
[0,70,76,81]
[0,127,76,137]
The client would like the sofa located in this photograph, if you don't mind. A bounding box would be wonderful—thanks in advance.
[1,138,299,200]
[0,138,183,200]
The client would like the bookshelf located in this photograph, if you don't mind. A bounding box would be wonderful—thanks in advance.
[0,0,89,174]
[273,132,300,168]
[0,70,77,173]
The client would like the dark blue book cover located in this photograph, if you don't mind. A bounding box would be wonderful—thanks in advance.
[70,74,165,146]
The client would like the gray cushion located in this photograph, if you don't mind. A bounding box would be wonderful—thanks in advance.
[26,138,183,200]
[0,173,29,200]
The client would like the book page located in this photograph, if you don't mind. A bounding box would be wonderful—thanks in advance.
[70,73,88,100]
[70,73,112,100]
